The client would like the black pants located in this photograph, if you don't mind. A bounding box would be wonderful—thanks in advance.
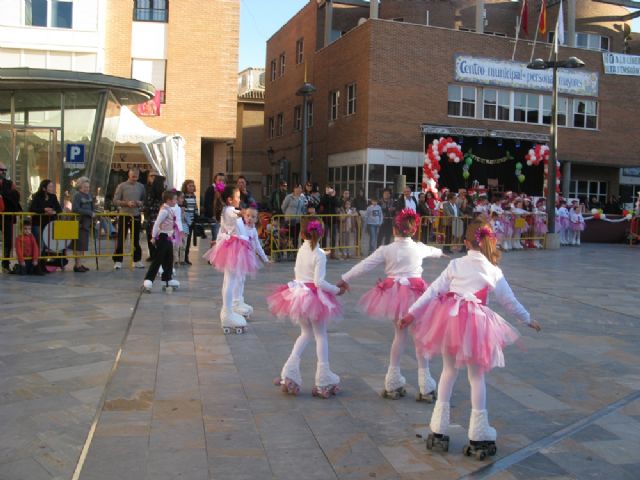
[1,216,14,269]
[377,219,393,246]
[185,225,194,261]
[145,233,173,282]
[146,225,157,260]
[112,216,142,263]
[14,260,35,275]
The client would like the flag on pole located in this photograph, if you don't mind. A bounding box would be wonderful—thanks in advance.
[521,0,529,36]
[538,0,547,35]
[556,0,565,46]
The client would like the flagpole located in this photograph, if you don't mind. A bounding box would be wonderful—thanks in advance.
[529,1,544,62]
[549,0,563,61]
[512,0,527,61]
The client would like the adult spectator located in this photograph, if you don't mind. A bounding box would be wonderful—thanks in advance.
[281,184,306,248]
[270,180,288,214]
[203,172,226,220]
[95,187,115,238]
[181,179,198,265]
[441,192,461,254]
[354,188,367,212]
[417,192,431,242]
[340,189,351,208]
[143,175,166,261]
[319,185,340,255]
[28,179,62,247]
[237,175,255,209]
[304,182,321,213]
[589,196,602,211]
[112,168,146,269]
[396,186,417,212]
[377,188,396,246]
[0,161,21,273]
[71,176,94,272]
[425,190,437,210]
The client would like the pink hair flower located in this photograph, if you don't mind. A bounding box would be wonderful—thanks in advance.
[475,225,496,243]
[306,220,324,236]
[214,182,225,193]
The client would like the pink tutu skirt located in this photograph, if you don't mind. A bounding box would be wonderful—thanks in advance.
[203,235,259,276]
[534,217,548,235]
[502,216,514,237]
[412,292,520,373]
[559,216,570,231]
[570,221,585,232]
[267,282,342,325]
[359,277,426,322]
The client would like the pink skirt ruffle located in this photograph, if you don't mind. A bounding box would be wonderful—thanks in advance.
[412,293,520,373]
[359,277,426,322]
[203,236,259,276]
[534,217,548,235]
[570,221,585,232]
[267,282,342,325]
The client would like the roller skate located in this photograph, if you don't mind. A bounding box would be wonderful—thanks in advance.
[220,309,247,334]
[416,367,437,403]
[312,363,340,399]
[233,300,253,319]
[274,358,302,395]
[162,279,180,293]
[462,409,497,460]
[141,279,153,293]
[426,401,450,453]
[381,366,406,400]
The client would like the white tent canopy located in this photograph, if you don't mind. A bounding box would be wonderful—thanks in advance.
[117,106,185,189]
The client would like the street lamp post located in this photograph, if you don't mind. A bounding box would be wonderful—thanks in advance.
[527,55,584,248]
[296,82,316,185]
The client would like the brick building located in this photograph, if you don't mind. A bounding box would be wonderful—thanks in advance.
[264,0,640,206]
[1,0,239,196]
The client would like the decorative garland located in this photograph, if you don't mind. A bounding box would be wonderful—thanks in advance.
[525,144,549,166]
[584,209,634,222]
[422,137,462,197]
[464,151,513,165]
[543,158,561,195]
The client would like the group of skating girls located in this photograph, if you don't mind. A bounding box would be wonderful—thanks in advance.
[204,186,269,333]
[488,198,547,251]
[556,200,585,246]
[269,208,541,458]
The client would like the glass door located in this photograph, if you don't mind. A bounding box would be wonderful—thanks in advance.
[14,128,59,209]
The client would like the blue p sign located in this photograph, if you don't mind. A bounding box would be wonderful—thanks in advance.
[66,144,85,164]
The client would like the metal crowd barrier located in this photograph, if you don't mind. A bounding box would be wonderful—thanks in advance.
[269,214,362,261]
[0,211,136,270]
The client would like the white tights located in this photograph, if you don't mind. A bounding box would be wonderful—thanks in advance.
[285,320,329,365]
[389,324,429,370]
[222,269,243,312]
[437,353,487,410]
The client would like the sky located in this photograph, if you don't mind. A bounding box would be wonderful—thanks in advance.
[239,0,640,71]
[239,0,309,70]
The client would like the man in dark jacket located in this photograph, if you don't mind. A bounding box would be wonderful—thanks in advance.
[319,185,340,256]
[377,188,396,246]
[270,180,288,214]
[0,162,22,272]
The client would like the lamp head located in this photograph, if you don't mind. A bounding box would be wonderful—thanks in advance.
[564,56,585,69]
[527,58,547,70]
[296,82,316,96]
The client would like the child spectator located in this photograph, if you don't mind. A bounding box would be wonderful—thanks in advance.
[12,219,44,275]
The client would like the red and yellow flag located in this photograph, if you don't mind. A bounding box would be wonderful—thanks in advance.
[538,0,547,35]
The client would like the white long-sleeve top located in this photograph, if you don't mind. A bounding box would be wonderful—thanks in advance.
[152,204,176,238]
[342,237,443,283]
[247,226,269,262]
[557,206,569,219]
[408,250,531,325]
[293,240,340,295]
[217,205,249,241]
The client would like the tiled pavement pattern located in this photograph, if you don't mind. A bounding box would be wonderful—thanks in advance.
[0,243,639,479]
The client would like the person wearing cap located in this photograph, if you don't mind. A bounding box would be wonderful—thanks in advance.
[271,180,288,214]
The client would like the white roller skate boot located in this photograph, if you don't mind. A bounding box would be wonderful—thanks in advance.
[233,299,253,319]
[381,366,407,400]
[416,367,437,403]
[273,356,302,395]
[463,409,497,460]
[426,401,450,452]
[220,308,247,334]
[141,279,153,293]
[162,279,180,293]
[312,362,340,399]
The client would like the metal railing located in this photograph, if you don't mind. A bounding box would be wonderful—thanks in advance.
[1,212,136,269]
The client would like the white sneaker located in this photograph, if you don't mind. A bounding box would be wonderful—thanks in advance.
[142,280,152,291]
[167,279,180,288]
[114,262,122,270]
[134,261,145,269]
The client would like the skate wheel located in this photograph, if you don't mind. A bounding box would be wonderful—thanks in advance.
[463,445,471,457]
[488,444,497,456]
[281,383,289,393]
[312,387,319,397]
[273,377,282,386]
[380,389,387,398]
[222,327,232,334]
[398,387,407,397]
[235,327,245,334]
[475,450,486,461]
[322,390,330,399]
[330,385,340,395]
[426,435,434,450]
[442,439,449,452]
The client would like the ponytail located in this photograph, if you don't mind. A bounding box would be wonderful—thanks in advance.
[465,219,501,265]
[301,216,324,251]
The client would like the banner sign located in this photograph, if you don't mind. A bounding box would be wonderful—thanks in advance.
[454,55,599,97]
[603,53,640,76]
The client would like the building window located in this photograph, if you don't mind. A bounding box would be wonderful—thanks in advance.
[448,85,476,118]
[25,0,73,28]
[131,58,167,103]
[296,38,304,64]
[569,180,607,204]
[306,101,313,127]
[346,83,356,116]
[548,31,609,51]
[573,99,597,129]
[276,113,284,136]
[270,60,276,82]
[329,90,339,121]
[279,53,285,77]
[133,0,168,22]
[542,96,568,127]
[513,93,539,123]
[268,117,275,139]
[294,105,302,131]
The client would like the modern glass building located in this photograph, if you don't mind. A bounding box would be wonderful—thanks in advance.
[0,68,154,208]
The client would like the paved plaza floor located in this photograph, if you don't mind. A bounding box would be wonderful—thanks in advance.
[1,243,639,480]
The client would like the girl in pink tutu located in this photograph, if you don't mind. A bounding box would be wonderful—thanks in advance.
[203,185,258,334]
[533,199,547,248]
[556,200,570,245]
[337,209,445,401]
[399,219,541,458]
[569,201,585,246]
[268,217,346,398]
